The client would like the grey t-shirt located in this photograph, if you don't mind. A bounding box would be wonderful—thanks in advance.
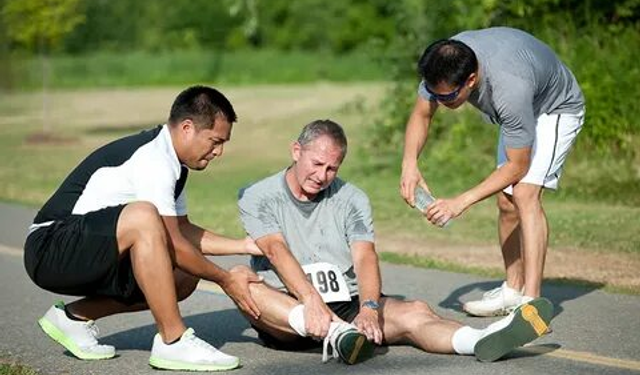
[418,27,585,148]
[238,169,375,295]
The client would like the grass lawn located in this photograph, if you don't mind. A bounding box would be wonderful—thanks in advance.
[0,83,638,287]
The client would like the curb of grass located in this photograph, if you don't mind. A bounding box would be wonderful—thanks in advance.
[0,360,38,375]
[379,252,639,296]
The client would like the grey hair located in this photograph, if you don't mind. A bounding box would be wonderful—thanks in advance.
[297,119,348,158]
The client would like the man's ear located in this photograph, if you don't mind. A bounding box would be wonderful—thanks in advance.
[180,119,195,135]
[291,141,302,163]
[467,72,478,89]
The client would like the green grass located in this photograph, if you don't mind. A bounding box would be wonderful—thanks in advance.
[0,363,38,375]
[0,84,638,255]
[343,168,640,254]
[0,84,638,297]
[7,49,386,90]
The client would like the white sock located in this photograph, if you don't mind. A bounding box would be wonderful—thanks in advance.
[451,326,483,355]
[287,304,307,336]
[522,295,535,304]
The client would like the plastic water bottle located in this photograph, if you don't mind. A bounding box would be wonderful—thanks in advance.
[414,185,452,227]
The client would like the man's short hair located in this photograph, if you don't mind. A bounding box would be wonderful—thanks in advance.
[169,85,237,129]
[297,119,348,159]
[418,39,478,88]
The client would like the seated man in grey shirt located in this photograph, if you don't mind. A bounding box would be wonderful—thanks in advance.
[236,119,554,364]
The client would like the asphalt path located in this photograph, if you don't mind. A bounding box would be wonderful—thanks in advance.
[1,202,639,374]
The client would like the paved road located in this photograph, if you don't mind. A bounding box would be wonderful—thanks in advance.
[1,202,639,374]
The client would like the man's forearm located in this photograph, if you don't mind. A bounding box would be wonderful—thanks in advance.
[171,236,230,284]
[402,115,430,165]
[180,221,246,255]
[402,98,437,165]
[262,241,317,301]
[353,243,382,302]
[459,160,529,208]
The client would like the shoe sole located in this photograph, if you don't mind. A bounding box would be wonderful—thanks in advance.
[474,297,554,362]
[149,356,240,372]
[38,317,115,360]
[463,304,516,317]
[337,331,375,365]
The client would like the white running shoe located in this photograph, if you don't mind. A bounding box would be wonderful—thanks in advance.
[322,322,374,365]
[463,282,524,317]
[149,328,240,371]
[38,301,115,360]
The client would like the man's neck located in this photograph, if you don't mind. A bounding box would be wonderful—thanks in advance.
[284,167,316,202]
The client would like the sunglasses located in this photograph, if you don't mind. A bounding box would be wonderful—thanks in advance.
[424,82,464,102]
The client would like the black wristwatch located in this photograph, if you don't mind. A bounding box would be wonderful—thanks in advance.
[361,299,380,310]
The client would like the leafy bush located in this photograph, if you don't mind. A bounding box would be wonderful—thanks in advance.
[364,2,640,205]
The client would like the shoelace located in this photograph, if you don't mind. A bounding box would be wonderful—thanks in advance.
[184,331,221,354]
[321,323,352,363]
[482,286,503,299]
[82,321,112,351]
[322,333,338,363]
[83,321,100,345]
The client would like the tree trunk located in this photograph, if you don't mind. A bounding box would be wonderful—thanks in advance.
[41,50,50,134]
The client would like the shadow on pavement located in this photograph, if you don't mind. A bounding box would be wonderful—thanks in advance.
[439,280,604,317]
[101,308,260,350]
[506,343,562,360]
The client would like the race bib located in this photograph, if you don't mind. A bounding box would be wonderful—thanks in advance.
[301,262,351,303]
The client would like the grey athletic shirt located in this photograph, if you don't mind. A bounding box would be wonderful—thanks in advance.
[419,27,585,148]
[238,169,375,295]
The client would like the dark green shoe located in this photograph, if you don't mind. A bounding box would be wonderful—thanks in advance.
[323,323,375,365]
[474,297,554,362]
[335,329,375,365]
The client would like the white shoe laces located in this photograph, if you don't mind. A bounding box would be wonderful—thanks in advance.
[184,330,220,354]
[80,321,113,352]
[86,321,99,336]
[482,286,503,299]
[322,323,353,363]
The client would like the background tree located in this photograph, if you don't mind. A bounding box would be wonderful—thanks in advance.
[1,0,85,136]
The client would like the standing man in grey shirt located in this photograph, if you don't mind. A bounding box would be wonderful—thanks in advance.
[400,27,585,317]
[236,119,554,364]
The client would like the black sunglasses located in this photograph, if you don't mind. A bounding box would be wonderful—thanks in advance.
[424,82,464,102]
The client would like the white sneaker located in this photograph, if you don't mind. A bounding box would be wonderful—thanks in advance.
[38,301,115,360]
[149,328,239,371]
[463,282,523,317]
[322,322,374,365]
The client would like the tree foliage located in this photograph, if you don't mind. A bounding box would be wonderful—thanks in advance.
[2,0,84,52]
[365,0,640,159]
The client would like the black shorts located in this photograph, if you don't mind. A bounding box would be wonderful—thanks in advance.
[254,296,363,351]
[24,205,144,304]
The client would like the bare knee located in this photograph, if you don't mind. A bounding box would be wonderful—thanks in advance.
[398,301,441,332]
[124,202,164,231]
[512,185,542,211]
[497,192,517,214]
[117,201,167,251]
[230,264,253,273]
[228,265,264,296]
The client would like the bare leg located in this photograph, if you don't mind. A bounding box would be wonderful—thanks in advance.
[497,192,524,290]
[64,202,190,343]
[512,183,546,298]
[379,298,462,353]
[229,266,302,342]
[66,269,199,320]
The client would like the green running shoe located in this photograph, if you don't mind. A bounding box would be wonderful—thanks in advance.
[474,297,554,362]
